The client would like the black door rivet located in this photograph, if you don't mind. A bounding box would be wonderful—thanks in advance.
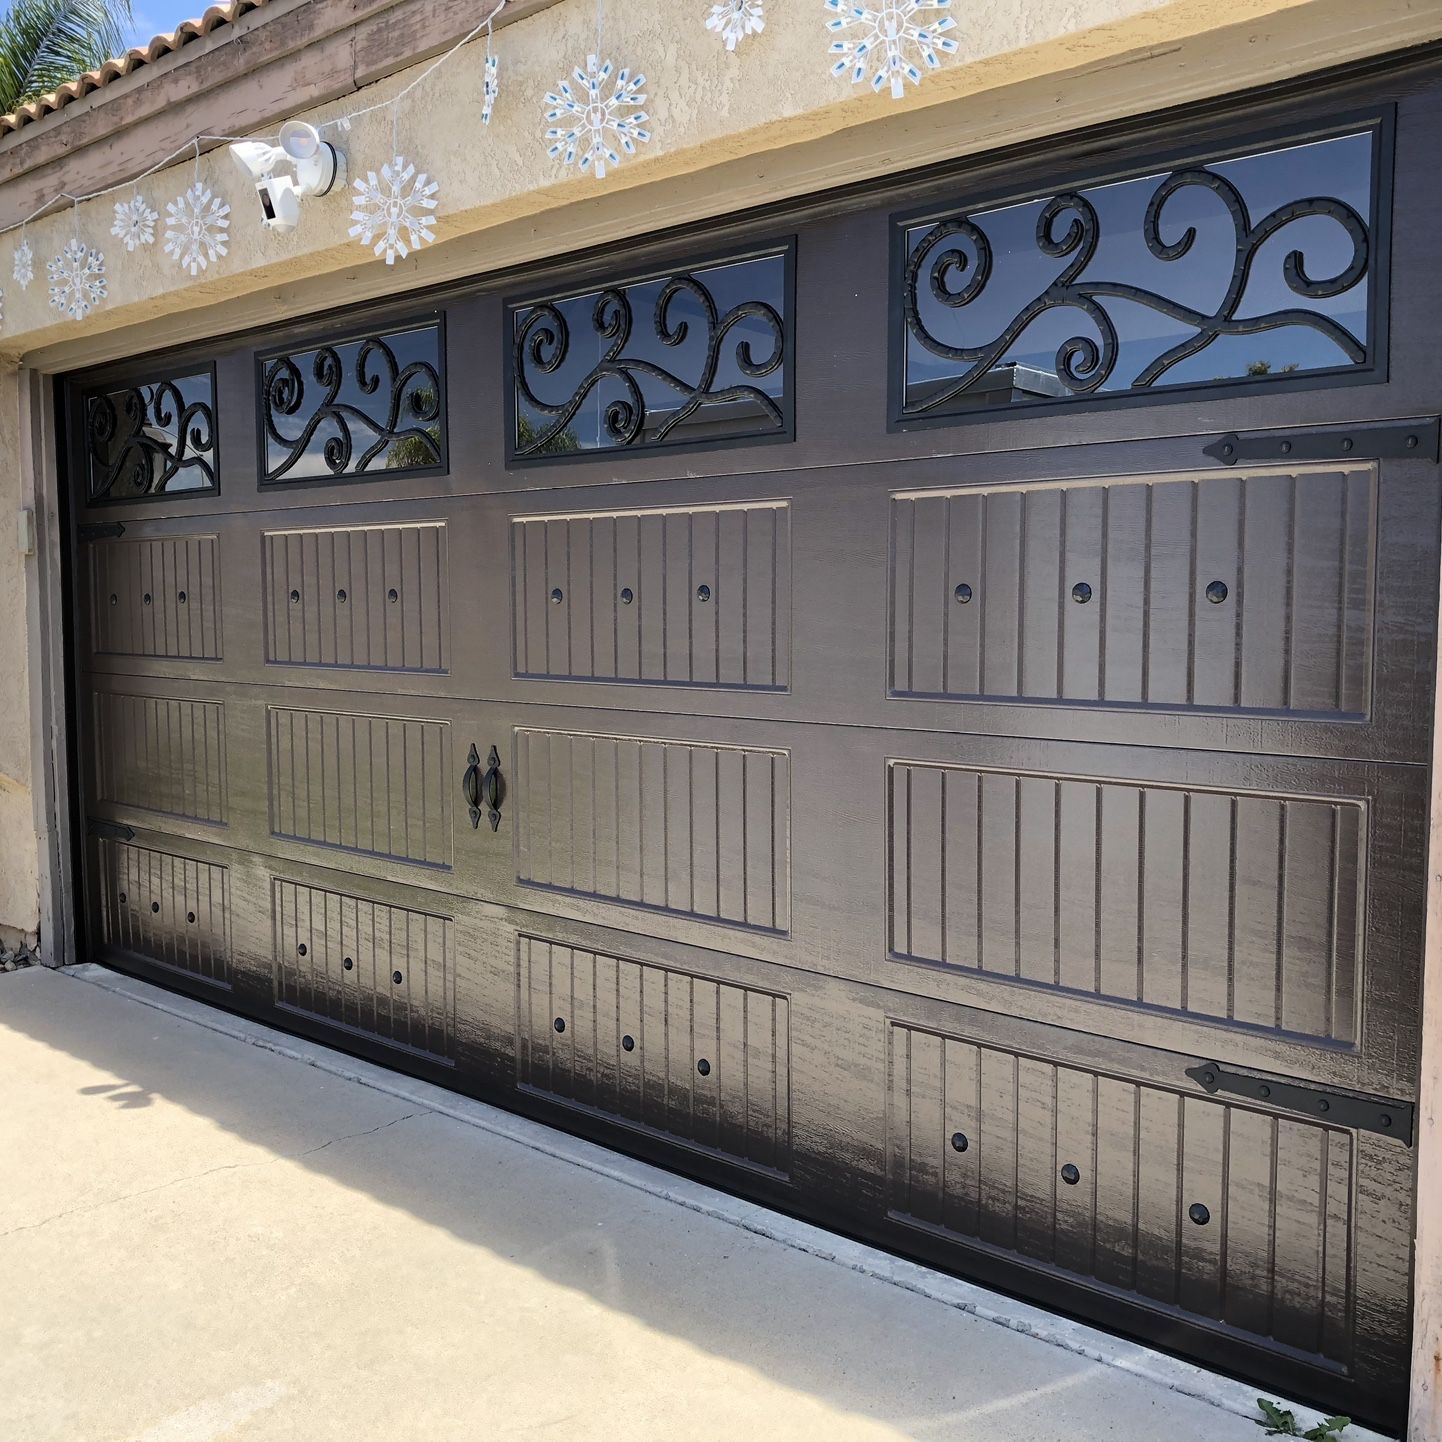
[696,584,712,602]
[297,943,307,957]
[620,587,634,605]
[392,970,404,985]
[1071,583,1092,604]
[186,911,196,924]
[550,588,564,604]
[150,901,160,913]
[950,1132,969,1153]
[118,892,127,903]
[1221,442,1235,458]
[343,957,354,971]
[1279,440,1293,455]
[290,589,300,604]
[1407,435,1420,449]
[553,1017,566,1033]
[1200,1070,1216,1086]
[1189,1203,1211,1226]
[388,588,399,603]
[337,589,348,603]
[177,591,187,604]
[143,593,152,606]
[1317,1098,1330,1113]
[1206,581,1229,604]
[1061,1163,1080,1185]
[109,594,118,606]
[621,1034,636,1051]
[697,1058,711,1076]
[954,583,973,604]
[1342,437,1354,452]
[1257,1085,1271,1098]
[1379,1112,1393,1129]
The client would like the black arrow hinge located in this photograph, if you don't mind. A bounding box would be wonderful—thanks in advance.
[1187,1061,1413,1145]
[77,521,126,542]
[88,819,135,842]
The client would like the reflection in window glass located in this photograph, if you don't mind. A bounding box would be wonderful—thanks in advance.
[261,323,444,482]
[510,250,790,458]
[899,130,1377,417]
[86,372,217,502]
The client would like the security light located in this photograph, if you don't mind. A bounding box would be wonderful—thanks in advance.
[228,124,345,235]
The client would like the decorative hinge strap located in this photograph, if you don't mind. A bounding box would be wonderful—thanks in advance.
[1187,1061,1413,1145]
[1204,418,1439,466]
[77,521,126,541]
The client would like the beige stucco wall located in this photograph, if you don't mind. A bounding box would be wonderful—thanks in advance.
[0,362,37,944]
[0,0,1440,947]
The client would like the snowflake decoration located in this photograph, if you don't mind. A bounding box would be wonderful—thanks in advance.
[47,239,107,320]
[111,193,159,252]
[825,0,959,99]
[708,0,765,50]
[12,237,33,290]
[544,55,650,180]
[164,182,230,276]
[349,155,440,266]
[481,51,500,125]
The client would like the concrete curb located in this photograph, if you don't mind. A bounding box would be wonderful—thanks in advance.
[66,962,1392,1442]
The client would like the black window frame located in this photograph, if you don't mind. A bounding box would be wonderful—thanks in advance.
[78,361,221,507]
[254,312,449,489]
[503,236,797,467]
[887,107,1396,431]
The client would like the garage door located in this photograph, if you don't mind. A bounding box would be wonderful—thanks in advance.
[65,80,1434,1430]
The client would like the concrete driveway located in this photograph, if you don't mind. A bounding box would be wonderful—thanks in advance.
[0,965,1370,1442]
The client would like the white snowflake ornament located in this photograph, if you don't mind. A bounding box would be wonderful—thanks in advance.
[47,239,107,320]
[164,182,230,275]
[708,0,765,50]
[544,54,650,180]
[481,51,500,125]
[12,237,33,290]
[111,193,159,252]
[825,0,958,99]
[349,154,439,266]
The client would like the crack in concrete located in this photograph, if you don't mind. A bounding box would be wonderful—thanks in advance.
[0,1108,430,1241]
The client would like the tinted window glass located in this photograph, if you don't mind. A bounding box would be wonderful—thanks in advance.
[85,372,216,503]
[510,248,791,459]
[260,322,444,482]
[899,129,1377,418]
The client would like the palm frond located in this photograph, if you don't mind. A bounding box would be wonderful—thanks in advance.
[0,0,133,114]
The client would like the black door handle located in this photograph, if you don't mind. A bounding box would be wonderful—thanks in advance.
[463,744,504,832]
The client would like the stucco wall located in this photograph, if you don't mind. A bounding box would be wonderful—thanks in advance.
[0,362,38,944]
[0,0,1440,948]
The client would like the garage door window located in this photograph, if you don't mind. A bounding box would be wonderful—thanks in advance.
[896,122,1385,421]
[259,318,445,483]
[508,243,793,461]
[84,369,217,502]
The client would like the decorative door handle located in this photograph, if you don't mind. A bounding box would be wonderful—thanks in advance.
[463,743,504,832]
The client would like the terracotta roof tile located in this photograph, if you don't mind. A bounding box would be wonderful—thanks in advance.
[0,0,270,136]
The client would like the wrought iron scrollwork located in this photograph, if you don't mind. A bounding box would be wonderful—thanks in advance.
[86,377,216,501]
[512,260,788,457]
[902,160,1372,416]
[261,329,443,481]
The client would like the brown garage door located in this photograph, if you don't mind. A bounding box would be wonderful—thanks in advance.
[65,67,1436,1430]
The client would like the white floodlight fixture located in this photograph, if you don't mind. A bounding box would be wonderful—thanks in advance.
[227,123,344,235]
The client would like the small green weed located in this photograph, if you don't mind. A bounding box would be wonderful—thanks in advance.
[1255,1397,1350,1440]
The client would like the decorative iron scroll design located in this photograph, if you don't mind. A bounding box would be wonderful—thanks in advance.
[511,252,789,458]
[86,375,216,502]
[261,325,444,482]
[900,151,1374,417]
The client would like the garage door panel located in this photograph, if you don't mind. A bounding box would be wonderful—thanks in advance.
[883,1018,1397,1385]
[86,530,224,663]
[888,464,1377,716]
[886,760,1368,1043]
